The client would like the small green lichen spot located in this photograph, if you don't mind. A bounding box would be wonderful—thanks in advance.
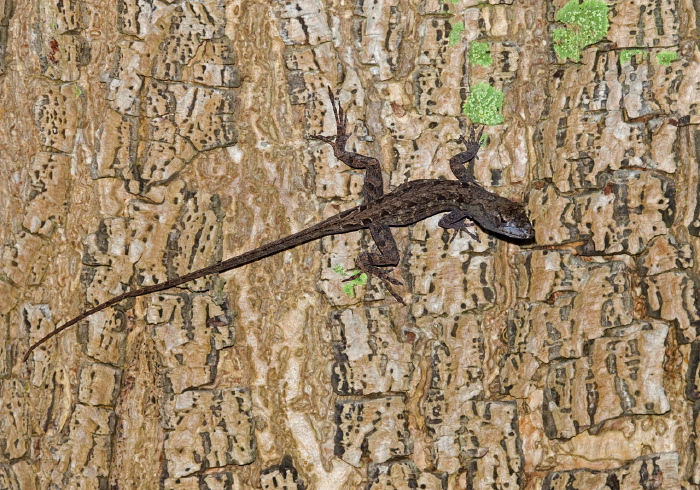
[462,82,504,125]
[445,0,459,4]
[656,51,677,65]
[449,22,465,46]
[553,0,610,62]
[620,49,647,64]
[469,41,493,66]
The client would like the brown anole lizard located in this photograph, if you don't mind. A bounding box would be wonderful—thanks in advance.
[23,87,534,363]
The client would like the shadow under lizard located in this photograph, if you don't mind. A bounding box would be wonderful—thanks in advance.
[23,87,534,363]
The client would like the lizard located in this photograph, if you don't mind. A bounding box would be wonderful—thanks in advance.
[22,87,534,363]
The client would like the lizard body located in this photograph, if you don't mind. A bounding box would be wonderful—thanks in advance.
[23,88,534,363]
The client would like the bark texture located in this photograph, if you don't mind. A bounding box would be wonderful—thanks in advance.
[1,0,699,488]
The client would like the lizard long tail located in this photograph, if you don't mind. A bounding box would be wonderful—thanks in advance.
[23,209,364,362]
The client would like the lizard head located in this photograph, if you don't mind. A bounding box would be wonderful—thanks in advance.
[475,200,535,240]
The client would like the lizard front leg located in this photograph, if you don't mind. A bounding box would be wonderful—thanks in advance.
[441,125,485,242]
[310,86,384,203]
[345,224,406,305]
[449,124,484,183]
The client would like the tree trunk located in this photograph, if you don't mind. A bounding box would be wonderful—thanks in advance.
[1,0,699,488]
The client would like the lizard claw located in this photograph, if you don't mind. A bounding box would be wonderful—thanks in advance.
[342,272,363,283]
[374,273,403,286]
[381,280,407,306]
[361,269,406,305]
[448,224,480,244]
[456,219,480,242]
[464,226,480,242]
[328,86,349,149]
[348,253,407,304]
[344,269,402,286]
[308,134,333,144]
[469,124,485,143]
[458,124,484,157]
[327,85,346,131]
[449,124,486,182]
[439,212,481,243]
[342,270,407,305]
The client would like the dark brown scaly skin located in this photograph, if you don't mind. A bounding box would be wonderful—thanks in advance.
[22,87,534,363]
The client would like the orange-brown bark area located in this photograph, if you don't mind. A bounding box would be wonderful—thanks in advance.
[1,0,699,488]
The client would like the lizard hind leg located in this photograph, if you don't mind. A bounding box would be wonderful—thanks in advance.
[309,87,384,203]
[345,224,407,305]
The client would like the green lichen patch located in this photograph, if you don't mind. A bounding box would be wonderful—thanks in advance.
[445,0,459,5]
[469,41,493,66]
[462,82,504,125]
[552,0,610,62]
[620,48,647,64]
[449,22,465,46]
[656,51,677,65]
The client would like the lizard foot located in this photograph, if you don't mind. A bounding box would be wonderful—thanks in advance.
[344,269,402,286]
[342,273,406,305]
[346,254,407,305]
[446,221,480,244]
[439,212,481,243]
[449,124,486,183]
[455,124,484,161]
[308,86,349,158]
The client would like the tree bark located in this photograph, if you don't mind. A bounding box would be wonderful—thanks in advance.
[1,0,699,488]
